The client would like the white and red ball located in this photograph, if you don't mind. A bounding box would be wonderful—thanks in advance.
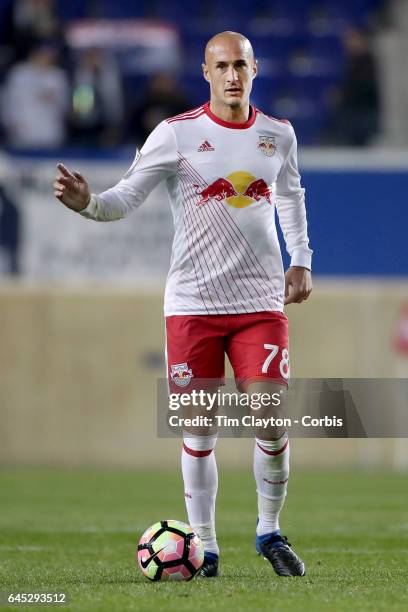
[137,520,204,581]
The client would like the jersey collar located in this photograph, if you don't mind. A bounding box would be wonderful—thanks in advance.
[203,102,257,129]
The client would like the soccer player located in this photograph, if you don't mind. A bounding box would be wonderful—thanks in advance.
[54,32,312,578]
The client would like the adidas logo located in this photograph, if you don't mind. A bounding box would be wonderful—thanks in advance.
[198,140,214,152]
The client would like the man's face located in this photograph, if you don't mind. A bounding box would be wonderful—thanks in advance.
[202,37,257,109]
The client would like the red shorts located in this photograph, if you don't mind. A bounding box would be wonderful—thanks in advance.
[165,311,289,393]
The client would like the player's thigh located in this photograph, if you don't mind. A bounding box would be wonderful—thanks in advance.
[226,311,290,391]
[165,315,224,435]
[166,315,225,388]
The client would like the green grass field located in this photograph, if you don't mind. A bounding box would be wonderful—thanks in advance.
[0,468,407,611]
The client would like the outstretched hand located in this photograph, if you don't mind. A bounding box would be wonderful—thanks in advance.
[284,266,312,305]
[53,163,91,212]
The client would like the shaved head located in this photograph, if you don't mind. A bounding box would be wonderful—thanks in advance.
[205,31,254,64]
[202,31,257,119]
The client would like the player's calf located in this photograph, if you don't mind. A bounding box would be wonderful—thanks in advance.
[182,432,219,560]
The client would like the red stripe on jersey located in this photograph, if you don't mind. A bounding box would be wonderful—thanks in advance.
[168,105,204,120]
[166,106,204,123]
[256,439,289,456]
[167,112,205,123]
[167,111,205,124]
[182,443,213,457]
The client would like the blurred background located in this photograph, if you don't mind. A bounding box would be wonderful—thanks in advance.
[0,0,407,471]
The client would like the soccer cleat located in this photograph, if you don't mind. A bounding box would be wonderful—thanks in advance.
[257,532,306,577]
[198,552,219,577]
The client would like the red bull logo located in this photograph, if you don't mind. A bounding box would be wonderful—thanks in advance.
[194,178,237,204]
[194,171,272,209]
[171,362,194,387]
[258,135,277,157]
[243,178,273,205]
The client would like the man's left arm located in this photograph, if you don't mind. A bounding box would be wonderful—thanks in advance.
[275,126,313,305]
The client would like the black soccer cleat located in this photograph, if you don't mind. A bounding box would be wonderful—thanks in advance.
[258,533,305,577]
[198,552,219,577]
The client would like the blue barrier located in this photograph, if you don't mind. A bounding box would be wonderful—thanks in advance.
[278,170,408,276]
[1,150,406,278]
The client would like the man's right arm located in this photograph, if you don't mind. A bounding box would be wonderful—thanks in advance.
[54,121,177,222]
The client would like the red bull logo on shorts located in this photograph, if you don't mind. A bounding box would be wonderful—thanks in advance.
[194,171,272,209]
[171,362,194,387]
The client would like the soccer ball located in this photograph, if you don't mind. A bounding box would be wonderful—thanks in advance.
[137,520,204,581]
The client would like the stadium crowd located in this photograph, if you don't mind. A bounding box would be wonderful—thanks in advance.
[0,0,384,150]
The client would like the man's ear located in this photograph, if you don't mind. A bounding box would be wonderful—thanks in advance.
[252,59,258,80]
[202,62,210,83]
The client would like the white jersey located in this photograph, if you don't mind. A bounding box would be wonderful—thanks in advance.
[80,103,312,315]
